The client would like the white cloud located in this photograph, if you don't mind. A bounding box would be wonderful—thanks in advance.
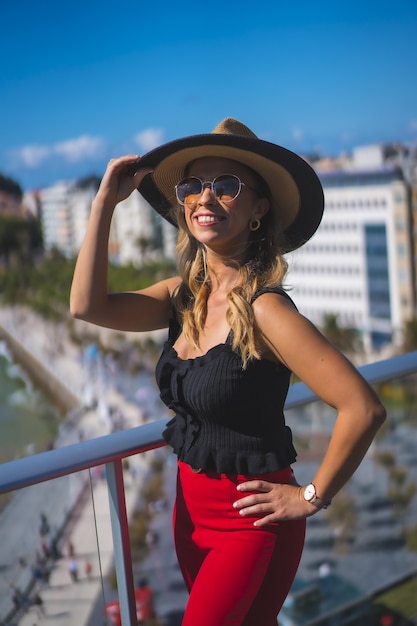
[12,134,105,168]
[409,119,417,132]
[134,128,164,153]
[54,135,105,162]
[17,145,52,167]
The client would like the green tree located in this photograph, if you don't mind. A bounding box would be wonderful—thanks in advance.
[136,235,154,264]
[325,491,358,555]
[374,449,396,471]
[406,524,417,553]
[0,254,174,322]
[0,173,23,198]
[375,450,417,535]
[402,317,417,352]
[387,466,417,527]
[0,216,42,267]
[321,313,362,355]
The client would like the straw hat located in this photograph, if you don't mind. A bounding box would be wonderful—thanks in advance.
[137,117,324,251]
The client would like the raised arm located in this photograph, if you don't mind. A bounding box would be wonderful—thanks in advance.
[233,292,386,525]
[70,155,180,332]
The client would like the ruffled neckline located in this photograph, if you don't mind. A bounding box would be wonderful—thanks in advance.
[168,337,234,365]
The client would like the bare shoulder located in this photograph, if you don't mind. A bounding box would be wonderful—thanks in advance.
[252,290,297,317]
[252,291,314,363]
[252,289,336,361]
[252,290,302,339]
[252,291,377,411]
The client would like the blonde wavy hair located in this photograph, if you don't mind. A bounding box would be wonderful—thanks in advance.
[170,190,289,369]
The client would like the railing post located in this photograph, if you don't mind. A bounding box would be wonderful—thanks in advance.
[106,459,137,626]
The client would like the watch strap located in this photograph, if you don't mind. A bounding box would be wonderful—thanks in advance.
[304,483,331,509]
[309,493,331,509]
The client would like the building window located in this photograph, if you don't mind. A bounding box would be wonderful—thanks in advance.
[365,224,391,320]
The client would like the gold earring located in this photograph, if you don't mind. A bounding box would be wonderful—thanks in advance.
[249,218,261,231]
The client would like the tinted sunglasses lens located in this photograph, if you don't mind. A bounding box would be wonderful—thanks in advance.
[213,175,240,201]
[176,177,202,204]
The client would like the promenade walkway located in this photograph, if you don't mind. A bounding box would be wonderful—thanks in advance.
[15,454,152,626]
[0,307,173,625]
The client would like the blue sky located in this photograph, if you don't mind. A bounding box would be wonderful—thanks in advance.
[1,0,416,191]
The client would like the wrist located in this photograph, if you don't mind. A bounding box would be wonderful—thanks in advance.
[92,195,116,211]
[303,483,331,510]
[90,197,116,222]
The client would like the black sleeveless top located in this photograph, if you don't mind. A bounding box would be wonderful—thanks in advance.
[155,287,297,475]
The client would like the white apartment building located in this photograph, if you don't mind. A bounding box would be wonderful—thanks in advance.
[37,180,177,263]
[286,165,414,352]
[38,181,75,258]
[111,192,176,266]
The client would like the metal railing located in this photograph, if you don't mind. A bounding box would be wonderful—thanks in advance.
[1,350,417,625]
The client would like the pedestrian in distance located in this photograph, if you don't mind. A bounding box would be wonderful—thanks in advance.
[70,117,386,626]
[68,558,78,582]
[40,538,49,559]
[10,585,22,611]
[39,512,49,537]
[18,555,27,568]
[32,593,45,619]
[10,584,29,611]
[67,540,75,558]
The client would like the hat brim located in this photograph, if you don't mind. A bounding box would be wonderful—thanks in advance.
[137,133,324,252]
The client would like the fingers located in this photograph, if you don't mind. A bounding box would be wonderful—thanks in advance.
[236,479,271,493]
[233,481,281,525]
[232,482,310,525]
[105,155,153,184]
[96,155,154,206]
[233,482,278,519]
[233,498,276,527]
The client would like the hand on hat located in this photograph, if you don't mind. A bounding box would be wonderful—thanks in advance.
[95,155,153,208]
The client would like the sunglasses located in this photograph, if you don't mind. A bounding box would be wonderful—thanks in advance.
[175,174,259,206]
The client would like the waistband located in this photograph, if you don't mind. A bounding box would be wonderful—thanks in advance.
[178,460,294,483]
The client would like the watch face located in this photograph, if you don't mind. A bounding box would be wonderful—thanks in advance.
[304,484,316,501]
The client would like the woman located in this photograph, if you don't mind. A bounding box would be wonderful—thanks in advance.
[70,118,386,626]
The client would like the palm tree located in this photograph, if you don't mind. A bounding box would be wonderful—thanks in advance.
[401,318,417,352]
[325,491,358,555]
[321,313,362,356]
[387,466,417,531]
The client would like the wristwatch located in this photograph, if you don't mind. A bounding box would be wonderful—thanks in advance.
[303,483,331,509]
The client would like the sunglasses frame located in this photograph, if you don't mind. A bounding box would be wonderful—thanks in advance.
[175,174,259,206]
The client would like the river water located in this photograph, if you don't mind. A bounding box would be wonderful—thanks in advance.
[0,337,166,465]
[0,340,63,464]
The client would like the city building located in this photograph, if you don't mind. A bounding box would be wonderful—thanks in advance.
[110,191,171,266]
[36,179,177,263]
[38,180,75,258]
[287,145,416,354]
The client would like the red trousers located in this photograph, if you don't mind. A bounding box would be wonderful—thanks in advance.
[173,461,306,626]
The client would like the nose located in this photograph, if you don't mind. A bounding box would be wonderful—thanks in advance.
[198,183,215,204]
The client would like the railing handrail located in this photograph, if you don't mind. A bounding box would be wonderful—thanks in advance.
[1,350,417,495]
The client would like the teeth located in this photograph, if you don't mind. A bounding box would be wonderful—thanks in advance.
[197,215,219,223]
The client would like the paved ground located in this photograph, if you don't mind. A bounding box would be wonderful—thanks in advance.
[0,307,182,625]
[13,454,170,626]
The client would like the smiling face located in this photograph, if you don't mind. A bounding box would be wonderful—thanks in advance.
[182,157,269,258]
